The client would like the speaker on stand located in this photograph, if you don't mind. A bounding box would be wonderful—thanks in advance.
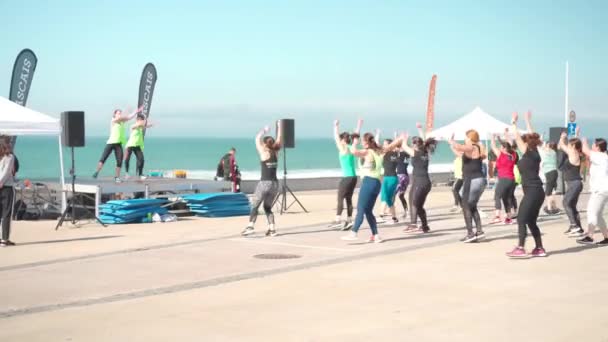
[55,111,106,229]
[273,119,307,214]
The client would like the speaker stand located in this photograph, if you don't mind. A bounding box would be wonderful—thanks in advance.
[55,147,106,230]
[273,148,307,214]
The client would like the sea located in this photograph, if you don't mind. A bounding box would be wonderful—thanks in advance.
[15,136,458,181]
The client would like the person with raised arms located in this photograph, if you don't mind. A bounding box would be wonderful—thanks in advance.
[558,130,585,237]
[93,106,142,182]
[506,111,546,258]
[401,128,437,234]
[576,137,608,245]
[341,133,404,243]
[489,133,517,225]
[124,114,153,180]
[242,122,283,237]
[329,118,362,230]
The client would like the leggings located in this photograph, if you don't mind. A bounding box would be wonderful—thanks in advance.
[563,180,583,228]
[544,170,558,196]
[461,177,486,234]
[396,173,410,212]
[249,180,279,224]
[0,186,14,241]
[99,143,123,167]
[510,185,518,211]
[409,176,432,229]
[517,186,545,247]
[352,176,381,235]
[452,178,463,207]
[337,176,357,217]
[125,146,145,176]
[587,191,608,229]
[494,178,516,212]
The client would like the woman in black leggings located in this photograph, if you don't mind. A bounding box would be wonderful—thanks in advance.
[506,111,546,258]
[401,133,437,233]
[558,131,584,236]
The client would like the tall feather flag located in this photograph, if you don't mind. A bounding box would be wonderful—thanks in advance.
[425,74,437,135]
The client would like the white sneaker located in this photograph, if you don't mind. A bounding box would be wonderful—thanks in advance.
[341,231,358,241]
[114,177,122,183]
[341,221,353,231]
[479,211,488,219]
[124,173,130,180]
[140,175,147,180]
[241,227,255,236]
[373,235,384,243]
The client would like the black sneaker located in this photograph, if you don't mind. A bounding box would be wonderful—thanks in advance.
[265,229,278,237]
[576,236,594,245]
[462,234,477,243]
[543,206,551,215]
[596,238,608,246]
[475,231,486,241]
[0,240,15,247]
[567,227,584,238]
[92,171,99,179]
[564,225,577,235]
[391,217,399,225]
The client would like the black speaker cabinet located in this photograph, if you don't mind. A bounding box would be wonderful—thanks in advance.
[549,126,566,143]
[279,119,295,148]
[61,111,85,147]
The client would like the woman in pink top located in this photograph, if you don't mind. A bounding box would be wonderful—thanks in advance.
[490,134,518,224]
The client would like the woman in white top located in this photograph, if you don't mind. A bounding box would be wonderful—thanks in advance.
[577,138,608,245]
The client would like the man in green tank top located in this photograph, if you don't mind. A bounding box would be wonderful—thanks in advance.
[93,107,142,182]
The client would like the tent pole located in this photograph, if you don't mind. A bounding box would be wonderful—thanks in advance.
[58,135,67,213]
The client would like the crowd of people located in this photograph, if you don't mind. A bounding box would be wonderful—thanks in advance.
[241,113,608,259]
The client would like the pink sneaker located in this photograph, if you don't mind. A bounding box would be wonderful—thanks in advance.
[506,246,527,258]
[367,235,375,243]
[503,218,513,225]
[530,247,547,257]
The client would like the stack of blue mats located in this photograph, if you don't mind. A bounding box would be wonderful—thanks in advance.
[182,193,251,217]
[99,198,170,224]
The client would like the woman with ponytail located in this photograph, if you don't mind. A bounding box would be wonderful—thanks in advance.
[490,134,517,224]
[400,132,437,233]
[242,122,283,237]
[506,111,546,258]
[558,131,585,236]
[341,132,403,243]
[577,137,608,245]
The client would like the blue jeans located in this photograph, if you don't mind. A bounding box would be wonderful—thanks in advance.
[352,176,382,235]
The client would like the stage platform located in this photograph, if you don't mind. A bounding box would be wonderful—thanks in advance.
[34,177,231,217]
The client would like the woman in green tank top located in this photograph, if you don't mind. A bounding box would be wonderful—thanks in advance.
[341,131,405,243]
[93,106,142,182]
[124,114,153,180]
[330,119,362,230]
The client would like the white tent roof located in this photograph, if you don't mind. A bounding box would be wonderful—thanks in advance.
[0,96,60,135]
[429,106,518,141]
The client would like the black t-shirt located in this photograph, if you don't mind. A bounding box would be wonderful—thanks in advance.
[411,150,430,178]
[383,151,399,177]
[517,148,543,187]
[396,151,410,175]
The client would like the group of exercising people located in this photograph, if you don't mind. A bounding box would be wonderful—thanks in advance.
[239,113,608,259]
[93,106,152,182]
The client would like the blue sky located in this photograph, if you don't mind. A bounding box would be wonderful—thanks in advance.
[1,0,607,137]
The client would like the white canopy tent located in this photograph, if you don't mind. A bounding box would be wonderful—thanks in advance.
[0,96,66,211]
[429,106,522,141]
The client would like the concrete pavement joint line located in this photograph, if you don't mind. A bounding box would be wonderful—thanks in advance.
[227,238,362,252]
[0,221,332,272]
[0,229,515,319]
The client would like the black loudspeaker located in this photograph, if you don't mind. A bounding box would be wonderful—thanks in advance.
[61,111,85,147]
[549,126,566,143]
[279,119,295,148]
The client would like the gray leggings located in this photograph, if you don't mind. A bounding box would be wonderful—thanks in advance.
[461,177,487,234]
[249,180,279,224]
